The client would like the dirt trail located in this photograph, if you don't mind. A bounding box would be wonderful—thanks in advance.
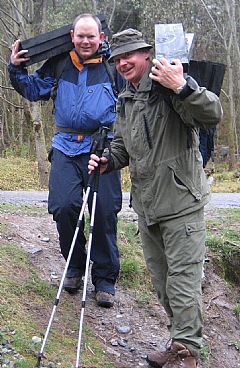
[0,206,239,368]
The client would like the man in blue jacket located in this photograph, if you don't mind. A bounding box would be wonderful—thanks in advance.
[8,14,123,308]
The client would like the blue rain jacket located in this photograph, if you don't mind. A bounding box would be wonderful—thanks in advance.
[8,48,121,155]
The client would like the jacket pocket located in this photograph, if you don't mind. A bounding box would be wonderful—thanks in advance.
[183,220,206,264]
[167,149,209,202]
[150,153,209,220]
[142,113,153,149]
[168,164,203,201]
[167,220,206,268]
[81,84,117,129]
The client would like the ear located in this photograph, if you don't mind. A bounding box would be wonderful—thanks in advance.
[70,29,74,42]
[99,32,105,42]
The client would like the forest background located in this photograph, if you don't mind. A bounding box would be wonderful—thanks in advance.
[0,0,240,189]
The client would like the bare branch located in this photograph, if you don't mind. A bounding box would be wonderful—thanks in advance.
[92,0,97,14]
[5,0,30,39]
[0,95,23,109]
[0,38,10,47]
[0,56,9,67]
[0,7,21,26]
[119,9,133,32]
[220,89,230,100]
[0,84,15,90]
[198,0,224,41]
[0,17,17,39]
[108,0,116,29]
[6,0,30,23]
[224,0,240,60]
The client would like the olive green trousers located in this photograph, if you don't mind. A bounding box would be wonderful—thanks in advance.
[138,208,205,357]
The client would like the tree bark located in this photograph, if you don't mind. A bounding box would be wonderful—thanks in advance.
[30,102,49,188]
[226,50,237,169]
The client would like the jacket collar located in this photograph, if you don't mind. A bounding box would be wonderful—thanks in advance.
[70,50,103,72]
[137,64,152,92]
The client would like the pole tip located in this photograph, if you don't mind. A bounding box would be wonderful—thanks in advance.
[35,352,45,367]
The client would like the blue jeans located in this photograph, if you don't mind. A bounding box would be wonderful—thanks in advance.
[48,148,122,294]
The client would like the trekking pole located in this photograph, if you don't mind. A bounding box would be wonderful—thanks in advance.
[35,127,110,368]
[75,127,110,368]
[36,186,91,367]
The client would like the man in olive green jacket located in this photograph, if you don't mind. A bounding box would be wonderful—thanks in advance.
[89,29,223,368]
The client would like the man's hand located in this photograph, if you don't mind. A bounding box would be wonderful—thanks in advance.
[88,154,109,174]
[149,57,185,93]
[10,39,30,66]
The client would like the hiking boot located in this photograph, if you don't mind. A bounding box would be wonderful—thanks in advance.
[63,276,83,294]
[163,342,197,368]
[95,291,114,308]
[146,342,197,368]
[146,346,171,367]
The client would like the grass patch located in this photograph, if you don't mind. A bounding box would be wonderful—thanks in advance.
[0,157,41,191]
[121,167,131,192]
[200,344,210,362]
[233,304,240,318]
[134,291,152,307]
[117,220,152,292]
[0,157,239,193]
[208,163,240,193]
[0,237,113,368]
[122,164,240,193]
[211,181,240,193]
[206,208,240,284]
[117,209,240,292]
[0,203,47,216]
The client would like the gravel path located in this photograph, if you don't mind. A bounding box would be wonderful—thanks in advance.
[0,191,239,222]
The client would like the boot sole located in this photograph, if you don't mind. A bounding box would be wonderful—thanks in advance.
[64,286,81,294]
[96,300,114,308]
[146,357,164,368]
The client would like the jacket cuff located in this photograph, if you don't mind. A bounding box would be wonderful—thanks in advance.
[178,76,199,100]
[103,156,114,173]
[8,63,25,72]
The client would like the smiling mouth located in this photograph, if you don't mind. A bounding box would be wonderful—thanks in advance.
[122,67,133,74]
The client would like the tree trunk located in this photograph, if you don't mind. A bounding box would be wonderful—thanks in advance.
[30,102,49,188]
[226,51,236,169]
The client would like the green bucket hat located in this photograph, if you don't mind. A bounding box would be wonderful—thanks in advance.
[109,28,152,62]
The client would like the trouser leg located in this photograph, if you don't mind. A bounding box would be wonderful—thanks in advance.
[48,149,121,293]
[138,216,172,318]
[138,209,205,357]
[88,171,122,295]
[56,206,87,276]
[161,209,205,357]
[48,148,87,276]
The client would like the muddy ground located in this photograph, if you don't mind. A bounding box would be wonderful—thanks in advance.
[0,203,239,368]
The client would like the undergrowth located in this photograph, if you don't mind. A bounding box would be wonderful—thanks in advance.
[0,157,240,192]
[0,240,113,368]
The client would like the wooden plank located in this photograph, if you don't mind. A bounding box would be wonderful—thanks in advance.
[23,42,73,66]
[188,60,226,96]
[21,25,71,50]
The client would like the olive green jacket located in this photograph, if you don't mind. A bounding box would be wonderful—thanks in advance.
[110,67,223,225]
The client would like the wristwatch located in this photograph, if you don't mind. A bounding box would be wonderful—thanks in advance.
[173,80,187,94]
[174,76,199,100]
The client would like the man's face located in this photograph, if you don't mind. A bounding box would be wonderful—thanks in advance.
[114,50,150,86]
[71,17,104,59]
